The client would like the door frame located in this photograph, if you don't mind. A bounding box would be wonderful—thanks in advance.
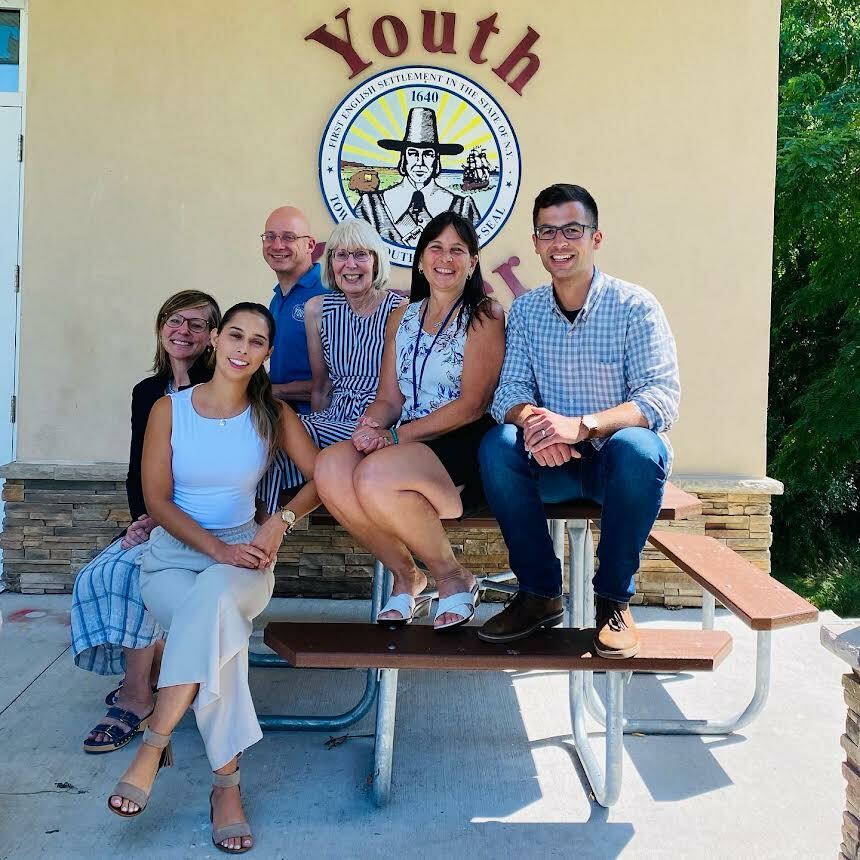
[0,0,27,463]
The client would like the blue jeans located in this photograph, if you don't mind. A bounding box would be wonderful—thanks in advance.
[478,424,669,603]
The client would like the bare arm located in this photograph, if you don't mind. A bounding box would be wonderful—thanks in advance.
[397,301,506,443]
[359,305,409,431]
[304,296,332,412]
[271,380,313,400]
[249,402,323,561]
[141,397,269,568]
[278,403,322,518]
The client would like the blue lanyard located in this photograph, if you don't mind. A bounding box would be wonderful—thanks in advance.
[411,297,463,414]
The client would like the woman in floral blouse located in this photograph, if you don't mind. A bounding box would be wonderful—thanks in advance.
[315,212,505,630]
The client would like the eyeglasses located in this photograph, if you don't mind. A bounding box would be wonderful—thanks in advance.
[164,313,211,334]
[332,249,372,263]
[534,221,597,241]
[260,232,311,243]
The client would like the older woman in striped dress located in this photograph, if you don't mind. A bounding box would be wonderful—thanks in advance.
[258,219,404,512]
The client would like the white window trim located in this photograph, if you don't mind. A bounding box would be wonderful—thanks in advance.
[0,0,26,464]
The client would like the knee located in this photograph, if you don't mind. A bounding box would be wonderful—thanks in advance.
[352,456,395,510]
[188,566,245,612]
[314,443,355,500]
[603,428,668,481]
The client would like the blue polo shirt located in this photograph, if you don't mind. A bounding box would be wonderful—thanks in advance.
[268,263,327,412]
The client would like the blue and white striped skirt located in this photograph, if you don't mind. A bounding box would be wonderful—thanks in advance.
[70,538,165,676]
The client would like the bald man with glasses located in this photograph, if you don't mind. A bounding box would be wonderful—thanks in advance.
[261,206,328,414]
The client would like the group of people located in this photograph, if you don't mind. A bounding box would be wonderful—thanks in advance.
[69,182,680,853]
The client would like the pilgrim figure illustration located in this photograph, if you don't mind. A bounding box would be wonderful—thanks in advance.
[355,107,481,246]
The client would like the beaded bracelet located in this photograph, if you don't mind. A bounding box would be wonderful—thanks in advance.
[390,426,399,445]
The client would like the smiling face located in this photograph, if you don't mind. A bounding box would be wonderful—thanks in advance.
[159,304,212,364]
[262,207,315,280]
[211,310,273,381]
[403,146,438,188]
[532,201,602,285]
[419,225,477,294]
[331,248,376,298]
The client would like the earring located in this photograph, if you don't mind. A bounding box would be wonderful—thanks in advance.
[418,265,424,274]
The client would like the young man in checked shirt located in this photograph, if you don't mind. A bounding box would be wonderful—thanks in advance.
[477,183,680,656]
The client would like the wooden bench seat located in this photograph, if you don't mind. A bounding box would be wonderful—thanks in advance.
[646,531,818,630]
[264,621,733,673]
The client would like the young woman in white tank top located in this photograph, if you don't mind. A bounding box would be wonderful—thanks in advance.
[107,302,321,854]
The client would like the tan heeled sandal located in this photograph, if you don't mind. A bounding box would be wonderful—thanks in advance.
[210,768,253,854]
[107,726,173,817]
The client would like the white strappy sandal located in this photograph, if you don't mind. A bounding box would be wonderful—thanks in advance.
[434,583,480,631]
[376,592,435,626]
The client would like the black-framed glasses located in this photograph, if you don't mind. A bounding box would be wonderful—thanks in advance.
[332,249,372,263]
[260,231,311,243]
[534,221,596,241]
[164,313,210,334]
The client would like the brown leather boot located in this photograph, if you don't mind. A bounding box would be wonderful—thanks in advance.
[594,596,640,658]
[477,591,564,644]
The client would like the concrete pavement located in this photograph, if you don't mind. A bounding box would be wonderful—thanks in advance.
[0,593,845,859]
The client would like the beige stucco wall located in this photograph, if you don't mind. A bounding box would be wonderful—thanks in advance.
[14,0,780,474]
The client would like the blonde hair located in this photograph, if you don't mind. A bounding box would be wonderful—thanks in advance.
[321,218,391,292]
[152,290,221,377]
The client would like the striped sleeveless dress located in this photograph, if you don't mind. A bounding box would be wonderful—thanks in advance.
[259,289,404,512]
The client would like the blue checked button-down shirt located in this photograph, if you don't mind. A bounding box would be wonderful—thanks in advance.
[490,269,680,459]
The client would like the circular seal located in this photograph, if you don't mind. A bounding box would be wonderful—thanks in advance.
[319,65,521,268]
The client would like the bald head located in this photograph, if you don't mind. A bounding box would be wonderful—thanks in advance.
[265,206,311,235]
[262,205,316,291]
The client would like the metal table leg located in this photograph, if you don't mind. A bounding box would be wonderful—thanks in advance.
[371,667,399,807]
[569,667,624,807]
[254,560,387,732]
[571,517,774,736]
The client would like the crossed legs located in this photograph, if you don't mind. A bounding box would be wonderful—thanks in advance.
[110,556,272,852]
[315,441,475,627]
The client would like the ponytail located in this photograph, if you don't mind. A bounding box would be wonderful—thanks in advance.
[218,302,281,468]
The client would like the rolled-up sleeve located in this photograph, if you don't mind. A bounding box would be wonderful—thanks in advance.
[624,303,680,433]
[490,302,539,423]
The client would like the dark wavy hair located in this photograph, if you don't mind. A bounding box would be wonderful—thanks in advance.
[218,302,281,468]
[410,212,492,330]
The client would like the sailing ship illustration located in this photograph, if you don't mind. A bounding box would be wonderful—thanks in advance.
[461,146,492,191]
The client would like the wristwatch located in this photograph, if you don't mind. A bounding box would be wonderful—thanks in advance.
[581,414,600,440]
[279,506,297,532]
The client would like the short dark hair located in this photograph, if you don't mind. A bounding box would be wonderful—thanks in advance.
[532,184,598,230]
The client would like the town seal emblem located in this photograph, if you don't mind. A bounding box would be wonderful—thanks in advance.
[319,65,521,268]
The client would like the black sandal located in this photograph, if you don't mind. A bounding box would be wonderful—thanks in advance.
[83,706,154,754]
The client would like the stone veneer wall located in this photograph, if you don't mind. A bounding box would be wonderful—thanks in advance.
[841,672,860,859]
[0,464,781,601]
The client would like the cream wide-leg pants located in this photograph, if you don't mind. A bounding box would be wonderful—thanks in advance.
[138,520,274,771]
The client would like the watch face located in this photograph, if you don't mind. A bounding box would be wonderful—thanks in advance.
[281,509,296,524]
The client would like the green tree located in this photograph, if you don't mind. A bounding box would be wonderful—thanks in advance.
[769,0,860,612]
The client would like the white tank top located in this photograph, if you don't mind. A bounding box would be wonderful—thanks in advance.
[169,386,268,529]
